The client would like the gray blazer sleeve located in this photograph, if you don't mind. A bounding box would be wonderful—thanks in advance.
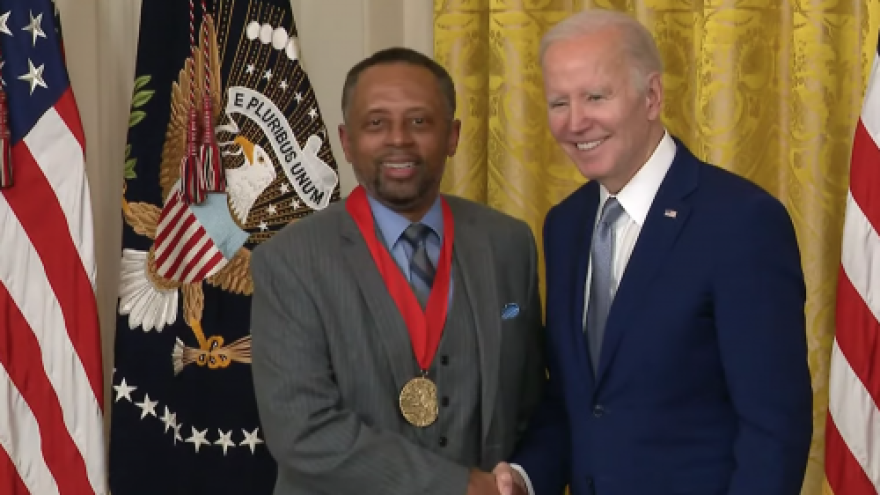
[249,246,470,495]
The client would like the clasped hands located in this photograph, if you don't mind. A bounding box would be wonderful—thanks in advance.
[467,463,527,495]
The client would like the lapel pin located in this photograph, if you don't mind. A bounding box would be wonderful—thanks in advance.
[664,209,677,218]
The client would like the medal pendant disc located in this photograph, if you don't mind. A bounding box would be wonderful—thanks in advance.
[399,376,439,427]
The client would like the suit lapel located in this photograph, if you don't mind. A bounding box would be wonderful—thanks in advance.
[569,183,600,383]
[595,149,698,384]
[448,200,500,444]
[340,213,414,392]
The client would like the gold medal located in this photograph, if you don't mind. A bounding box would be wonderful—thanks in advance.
[347,188,452,429]
[399,376,439,427]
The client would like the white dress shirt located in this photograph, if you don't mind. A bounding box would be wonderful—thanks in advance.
[511,131,676,495]
[581,131,676,329]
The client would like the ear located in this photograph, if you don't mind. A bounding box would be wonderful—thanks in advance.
[446,119,462,157]
[644,72,663,121]
[338,123,354,163]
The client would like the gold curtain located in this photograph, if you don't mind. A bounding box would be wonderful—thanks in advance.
[434,0,880,494]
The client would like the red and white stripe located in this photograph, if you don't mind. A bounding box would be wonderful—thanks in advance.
[0,89,106,494]
[153,188,227,284]
[826,41,880,495]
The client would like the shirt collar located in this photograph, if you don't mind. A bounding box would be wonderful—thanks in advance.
[366,192,444,248]
[599,130,676,226]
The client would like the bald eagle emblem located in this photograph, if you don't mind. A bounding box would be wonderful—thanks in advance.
[226,135,276,224]
[117,14,339,375]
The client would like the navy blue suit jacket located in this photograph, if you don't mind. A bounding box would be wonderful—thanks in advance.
[511,139,813,495]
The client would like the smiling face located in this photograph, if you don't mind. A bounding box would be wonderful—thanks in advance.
[542,27,664,193]
[339,62,461,221]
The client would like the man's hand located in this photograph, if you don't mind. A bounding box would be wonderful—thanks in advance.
[467,469,500,495]
[493,462,527,495]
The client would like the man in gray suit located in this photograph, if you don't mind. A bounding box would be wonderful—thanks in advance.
[250,47,545,495]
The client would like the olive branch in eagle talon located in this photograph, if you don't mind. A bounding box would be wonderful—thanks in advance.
[118,14,258,371]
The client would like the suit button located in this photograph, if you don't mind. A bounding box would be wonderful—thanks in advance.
[438,436,447,447]
[592,405,604,418]
[441,355,449,365]
[441,397,449,407]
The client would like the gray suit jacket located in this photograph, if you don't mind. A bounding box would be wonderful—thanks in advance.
[250,194,545,495]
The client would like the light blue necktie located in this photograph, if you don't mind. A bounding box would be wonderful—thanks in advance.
[587,198,624,374]
[401,223,435,307]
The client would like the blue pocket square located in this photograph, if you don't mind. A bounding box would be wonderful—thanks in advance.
[501,303,520,320]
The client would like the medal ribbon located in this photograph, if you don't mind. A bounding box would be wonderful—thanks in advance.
[346,185,454,373]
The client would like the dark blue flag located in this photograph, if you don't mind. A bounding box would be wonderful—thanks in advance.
[109,0,341,492]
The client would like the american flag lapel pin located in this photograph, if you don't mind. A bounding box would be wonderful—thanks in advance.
[664,209,677,218]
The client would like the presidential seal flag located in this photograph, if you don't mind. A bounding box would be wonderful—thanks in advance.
[0,0,107,493]
[109,0,340,492]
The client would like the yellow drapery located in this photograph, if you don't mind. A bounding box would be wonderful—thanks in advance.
[434,0,880,493]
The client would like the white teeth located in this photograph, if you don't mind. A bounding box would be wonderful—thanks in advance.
[576,140,603,151]
[383,162,415,169]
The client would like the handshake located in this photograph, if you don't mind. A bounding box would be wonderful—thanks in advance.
[467,463,528,495]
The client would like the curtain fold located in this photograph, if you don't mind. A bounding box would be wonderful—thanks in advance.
[434,1,880,493]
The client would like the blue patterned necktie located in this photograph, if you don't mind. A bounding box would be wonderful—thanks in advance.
[401,223,435,307]
[586,197,624,374]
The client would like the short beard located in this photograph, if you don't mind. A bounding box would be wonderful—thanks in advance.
[372,164,438,214]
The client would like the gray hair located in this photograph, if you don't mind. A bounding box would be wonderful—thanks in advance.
[539,9,663,93]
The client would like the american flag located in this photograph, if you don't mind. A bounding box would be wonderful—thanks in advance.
[0,0,107,494]
[825,31,880,495]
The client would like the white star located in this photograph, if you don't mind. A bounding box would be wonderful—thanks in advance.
[0,12,11,36]
[267,203,277,215]
[215,430,236,456]
[279,183,289,194]
[258,221,268,231]
[280,80,288,90]
[264,69,272,81]
[1,60,6,86]
[294,92,303,103]
[185,427,210,453]
[22,11,46,47]
[113,378,136,403]
[308,108,318,119]
[160,407,177,434]
[291,199,301,209]
[240,428,264,454]
[134,394,158,419]
[18,59,47,94]
[246,64,255,75]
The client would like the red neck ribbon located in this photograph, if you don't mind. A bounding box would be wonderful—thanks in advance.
[345,185,454,372]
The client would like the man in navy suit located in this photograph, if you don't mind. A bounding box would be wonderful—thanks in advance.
[493,8,813,495]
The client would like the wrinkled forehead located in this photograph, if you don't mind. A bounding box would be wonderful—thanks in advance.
[542,45,631,94]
